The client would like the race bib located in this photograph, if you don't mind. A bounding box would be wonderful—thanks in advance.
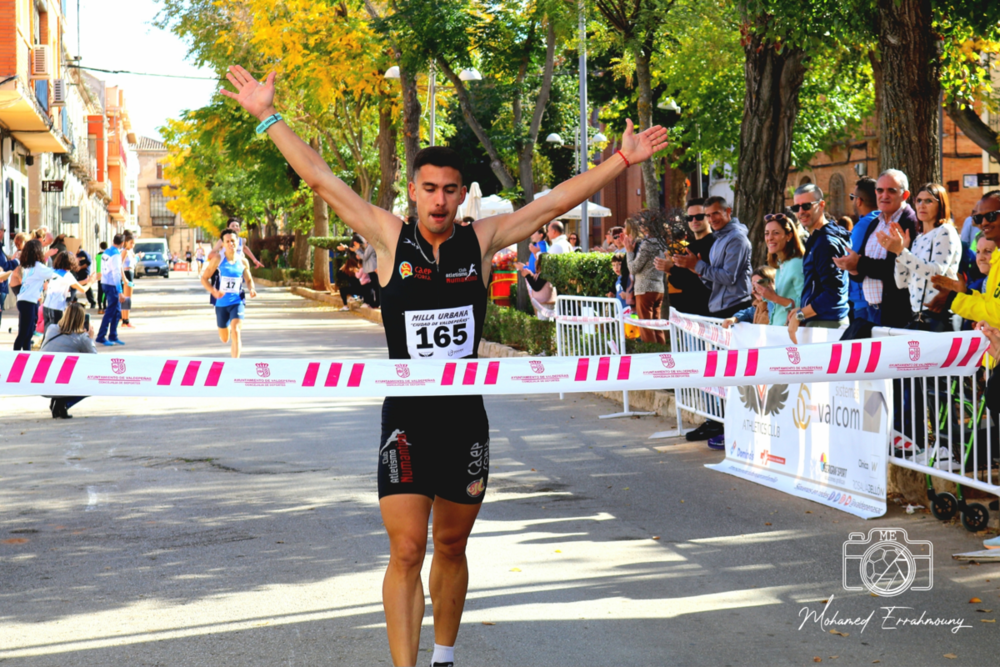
[221,275,243,294]
[405,305,474,359]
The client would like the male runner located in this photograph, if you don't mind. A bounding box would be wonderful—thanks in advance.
[222,64,667,667]
[209,218,264,268]
[201,228,257,358]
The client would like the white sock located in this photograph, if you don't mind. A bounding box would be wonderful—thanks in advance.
[431,644,455,665]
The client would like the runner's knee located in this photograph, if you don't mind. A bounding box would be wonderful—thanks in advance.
[433,531,470,561]
[389,535,427,571]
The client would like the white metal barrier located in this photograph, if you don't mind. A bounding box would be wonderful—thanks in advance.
[555,296,653,419]
[648,310,731,439]
[878,329,1000,530]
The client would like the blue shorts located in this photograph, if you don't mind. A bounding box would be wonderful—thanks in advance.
[215,301,245,328]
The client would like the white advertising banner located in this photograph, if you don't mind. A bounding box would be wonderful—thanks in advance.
[707,379,891,519]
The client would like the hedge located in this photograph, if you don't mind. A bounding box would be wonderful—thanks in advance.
[250,267,312,284]
[538,252,615,297]
[482,304,556,356]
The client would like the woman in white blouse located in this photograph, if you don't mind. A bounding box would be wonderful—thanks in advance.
[877,182,961,332]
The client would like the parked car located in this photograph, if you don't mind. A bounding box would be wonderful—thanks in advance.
[137,252,170,278]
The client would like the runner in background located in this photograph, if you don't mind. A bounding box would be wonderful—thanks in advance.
[209,219,264,268]
[201,228,257,358]
[95,241,108,314]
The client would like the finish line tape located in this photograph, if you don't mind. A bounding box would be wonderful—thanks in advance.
[0,332,985,399]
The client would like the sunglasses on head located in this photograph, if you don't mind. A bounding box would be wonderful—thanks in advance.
[973,211,1000,225]
[764,213,790,222]
[789,201,818,213]
[685,213,706,222]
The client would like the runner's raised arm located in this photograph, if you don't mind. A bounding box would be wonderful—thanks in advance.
[220,66,399,251]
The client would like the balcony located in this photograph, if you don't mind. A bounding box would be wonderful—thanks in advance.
[0,78,70,154]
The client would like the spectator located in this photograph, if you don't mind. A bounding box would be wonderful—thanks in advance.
[13,239,55,351]
[654,198,715,317]
[790,183,851,330]
[671,195,752,318]
[721,266,777,327]
[932,191,1000,326]
[41,303,96,419]
[848,178,880,323]
[51,234,68,254]
[546,220,573,254]
[834,169,917,327]
[0,221,20,331]
[95,241,108,313]
[526,228,548,274]
[837,216,854,232]
[336,252,364,311]
[758,213,805,326]
[42,251,92,328]
[607,254,630,312]
[120,232,136,329]
[624,213,668,343]
[878,183,960,332]
[960,205,980,248]
[600,229,616,252]
[74,246,96,308]
[960,236,995,329]
[360,235,379,308]
[7,232,27,299]
[608,226,631,297]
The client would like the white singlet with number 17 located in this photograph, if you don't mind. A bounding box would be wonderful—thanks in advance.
[404,305,474,359]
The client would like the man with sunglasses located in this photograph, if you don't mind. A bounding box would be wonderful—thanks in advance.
[672,195,751,318]
[789,183,851,329]
[654,198,715,316]
[931,191,1000,325]
[832,169,917,327]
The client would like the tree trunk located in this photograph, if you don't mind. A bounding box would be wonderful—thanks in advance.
[634,40,660,211]
[733,15,807,266]
[400,65,422,219]
[947,100,1000,164]
[310,140,331,290]
[872,0,942,186]
[376,92,400,211]
[292,228,311,272]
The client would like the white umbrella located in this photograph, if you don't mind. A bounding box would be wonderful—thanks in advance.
[479,193,514,217]
[532,188,612,219]
[464,182,483,220]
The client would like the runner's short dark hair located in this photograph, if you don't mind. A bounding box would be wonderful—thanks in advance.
[413,146,465,183]
[113,234,123,246]
[221,228,236,240]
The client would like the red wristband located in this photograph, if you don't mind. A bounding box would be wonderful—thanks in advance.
[616,150,631,168]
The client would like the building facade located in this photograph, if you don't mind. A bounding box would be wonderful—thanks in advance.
[136,135,200,256]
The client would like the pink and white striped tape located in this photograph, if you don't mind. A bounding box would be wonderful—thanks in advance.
[0,332,985,399]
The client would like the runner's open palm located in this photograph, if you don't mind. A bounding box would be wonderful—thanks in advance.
[220,66,276,120]
[619,118,670,164]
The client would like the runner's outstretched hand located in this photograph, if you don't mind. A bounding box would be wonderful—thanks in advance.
[619,118,669,165]
[220,66,277,121]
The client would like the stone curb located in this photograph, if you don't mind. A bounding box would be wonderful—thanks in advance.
[289,286,383,326]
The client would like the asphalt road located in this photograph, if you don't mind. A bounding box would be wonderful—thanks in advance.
[1,274,998,666]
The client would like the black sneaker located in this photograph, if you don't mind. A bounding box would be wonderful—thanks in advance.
[431,663,454,667]
[685,420,723,441]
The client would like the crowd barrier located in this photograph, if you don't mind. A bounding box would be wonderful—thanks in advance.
[650,310,1000,528]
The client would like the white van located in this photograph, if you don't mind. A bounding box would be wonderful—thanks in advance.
[133,239,169,257]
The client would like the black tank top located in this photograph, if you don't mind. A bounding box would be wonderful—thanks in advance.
[381,221,487,361]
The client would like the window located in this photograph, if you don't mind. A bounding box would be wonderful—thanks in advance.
[149,186,174,226]
[156,162,164,180]
[828,173,846,219]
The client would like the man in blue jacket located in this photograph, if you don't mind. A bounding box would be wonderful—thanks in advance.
[0,224,20,330]
[788,183,850,330]
[672,195,752,318]
[848,178,879,322]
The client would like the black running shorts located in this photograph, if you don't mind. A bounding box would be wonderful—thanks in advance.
[378,395,490,504]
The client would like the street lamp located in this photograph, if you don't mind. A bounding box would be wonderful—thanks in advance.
[545,133,564,145]
[383,65,482,147]
[657,97,681,113]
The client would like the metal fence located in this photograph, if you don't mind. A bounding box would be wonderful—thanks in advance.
[554,295,652,419]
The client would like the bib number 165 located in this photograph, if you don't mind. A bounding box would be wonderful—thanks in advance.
[415,322,468,350]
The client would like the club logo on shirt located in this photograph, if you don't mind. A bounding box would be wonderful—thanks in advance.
[908,340,921,362]
[445,263,480,284]
[256,363,271,378]
[786,347,801,365]
[530,360,545,374]
[659,353,675,369]
[466,477,485,498]
[399,261,413,279]
[395,363,410,379]
[111,358,126,375]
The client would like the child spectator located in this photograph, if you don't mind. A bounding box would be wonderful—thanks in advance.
[721,266,777,327]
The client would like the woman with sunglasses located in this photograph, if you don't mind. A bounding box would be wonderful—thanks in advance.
[878,183,961,331]
[756,213,806,325]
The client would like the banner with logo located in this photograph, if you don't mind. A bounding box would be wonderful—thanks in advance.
[0,332,983,402]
